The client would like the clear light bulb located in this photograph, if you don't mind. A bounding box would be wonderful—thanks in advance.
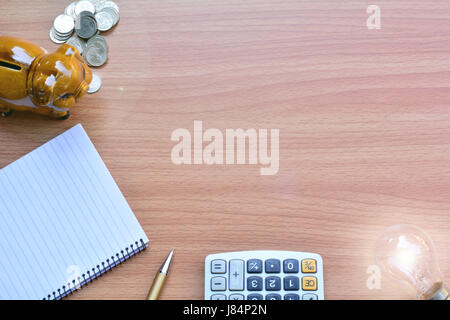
[375,224,448,300]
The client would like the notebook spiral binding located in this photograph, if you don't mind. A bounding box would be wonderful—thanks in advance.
[43,238,147,300]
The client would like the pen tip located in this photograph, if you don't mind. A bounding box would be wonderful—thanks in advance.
[160,249,175,274]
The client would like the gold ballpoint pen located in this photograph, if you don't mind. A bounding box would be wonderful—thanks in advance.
[147,249,174,300]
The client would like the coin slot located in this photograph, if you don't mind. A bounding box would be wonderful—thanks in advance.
[0,60,22,71]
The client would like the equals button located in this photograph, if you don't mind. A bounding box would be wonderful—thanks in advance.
[211,259,226,274]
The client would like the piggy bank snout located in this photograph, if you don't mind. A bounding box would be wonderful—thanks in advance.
[74,80,90,100]
[76,62,92,100]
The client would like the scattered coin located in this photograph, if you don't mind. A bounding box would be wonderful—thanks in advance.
[88,73,102,93]
[66,35,87,55]
[76,11,98,39]
[84,35,108,67]
[74,1,95,17]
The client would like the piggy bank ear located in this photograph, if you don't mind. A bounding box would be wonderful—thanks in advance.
[60,44,86,74]
[57,43,81,59]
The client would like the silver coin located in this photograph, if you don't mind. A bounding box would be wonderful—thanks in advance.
[96,1,119,14]
[89,0,106,11]
[95,10,114,31]
[51,26,72,41]
[64,2,77,20]
[84,35,108,67]
[102,7,119,26]
[53,33,72,42]
[66,35,87,54]
[87,34,107,47]
[88,73,102,93]
[49,28,66,44]
[53,29,74,39]
[75,0,95,17]
[53,14,75,35]
[75,13,98,39]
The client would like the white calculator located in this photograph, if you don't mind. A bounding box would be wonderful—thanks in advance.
[204,251,324,300]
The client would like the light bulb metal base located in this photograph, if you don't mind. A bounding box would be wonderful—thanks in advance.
[429,284,449,300]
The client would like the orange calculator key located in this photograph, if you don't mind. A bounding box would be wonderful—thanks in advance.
[302,276,317,291]
[301,259,317,273]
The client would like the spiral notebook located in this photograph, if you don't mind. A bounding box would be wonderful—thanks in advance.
[0,124,149,300]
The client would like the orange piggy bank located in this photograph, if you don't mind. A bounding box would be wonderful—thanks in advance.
[0,36,92,119]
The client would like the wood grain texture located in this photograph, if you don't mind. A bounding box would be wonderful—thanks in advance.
[1,0,450,300]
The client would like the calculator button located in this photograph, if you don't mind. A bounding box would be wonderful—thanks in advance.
[211,294,226,300]
[283,259,299,273]
[247,259,263,273]
[266,294,282,300]
[247,294,263,300]
[229,259,244,291]
[302,293,318,300]
[211,276,226,291]
[247,276,263,291]
[265,276,281,291]
[284,276,299,290]
[302,276,318,291]
[229,294,244,300]
[211,260,226,274]
[265,259,281,273]
[284,294,300,300]
[301,259,317,273]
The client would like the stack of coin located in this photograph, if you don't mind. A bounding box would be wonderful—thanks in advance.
[95,6,119,31]
[76,11,98,39]
[50,14,75,44]
[74,0,95,16]
[84,35,108,67]
[48,1,120,93]
[64,2,78,20]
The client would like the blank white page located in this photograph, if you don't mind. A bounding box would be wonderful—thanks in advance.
[0,124,149,300]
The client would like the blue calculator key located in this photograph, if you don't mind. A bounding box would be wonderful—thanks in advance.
[265,276,281,291]
[266,294,282,300]
[283,259,299,273]
[247,294,264,300]
[284,276,299,290]
[247,276,263,291]
[247,259,263,273]
[265,259,281,273]
[302,293,318,300]
[284,294,300,300]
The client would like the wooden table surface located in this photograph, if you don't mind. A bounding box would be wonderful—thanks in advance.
[1,0,450,300]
